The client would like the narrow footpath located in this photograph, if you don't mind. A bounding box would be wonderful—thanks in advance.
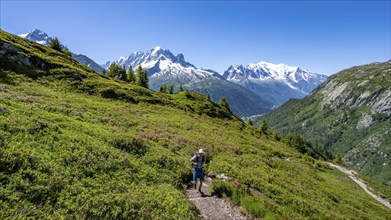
[185,177,252,220]
[328,163,391,210]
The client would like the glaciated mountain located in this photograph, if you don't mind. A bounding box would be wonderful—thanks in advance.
[105,46,273,117]
[19,29,104,73]
[223,62,327,107]
[19,29,52,45]
[103,46,222,89]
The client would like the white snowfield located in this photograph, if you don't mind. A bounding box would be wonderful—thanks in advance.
[223,61,327,94]
[327,163,391,210]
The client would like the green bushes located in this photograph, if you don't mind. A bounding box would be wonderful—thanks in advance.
[100,88,138,103]
[110,137,149,156]
[212,180,277,219]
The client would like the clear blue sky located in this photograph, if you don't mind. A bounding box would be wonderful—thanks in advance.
[1,1,390,75]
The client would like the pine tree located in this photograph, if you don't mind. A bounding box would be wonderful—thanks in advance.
[271,130,280,141]
[49,37,62,51]
[179,85,184,92]
[291,134,306,154]
[184,88,190,98]
[119,65,127,81]
[62,46,72,58]
[101,69,107,76]
[107,63,124,79]
[137,66,149,88]
[281,133,292,146]
[159,85,164,93]
[168,83,174,94]
[259,118,268,134]
[162,83,168,93]
[334,153,343,165]
[218,96,230,112]
[207,94,211,101]
[127,65,135,83]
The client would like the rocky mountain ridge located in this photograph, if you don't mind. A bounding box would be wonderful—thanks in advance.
[19,29,104,73]
[263,60,391,183]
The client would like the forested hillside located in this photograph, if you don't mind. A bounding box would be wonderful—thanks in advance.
[263,61,391,184]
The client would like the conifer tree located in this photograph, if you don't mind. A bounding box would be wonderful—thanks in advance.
[218,96,231,112]
[184,88,191,98]
[291,134,306,153]
[119,65,127,81]
[334,153,343,165]
[162,83,168,93]
[107,63,125,80]
[137,66,149,88]
[62,46,72,58]
[246,118,254,126]
[159,85,164,93]
[107,63,118,78]
[259,118,269,134]
[281,133,292,146]
[101,69,107,76]
[179,85,184,92]
[49,37,62,51]
[127,65,135,83]
[168,83,174,94]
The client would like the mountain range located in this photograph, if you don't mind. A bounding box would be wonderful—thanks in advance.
[1,28,390,219]
[102,46,276,116]
[262,60,391,183]
[20,29,327,117]
[103,47,328,116]
[224,62,328,106]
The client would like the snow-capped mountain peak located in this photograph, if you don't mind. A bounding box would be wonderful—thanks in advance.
[223,61,328,96]
[103,46,197,71]
[224,61,322,81]
[102,47,221,89]
[151,46,162,54]
[19,29,52,45]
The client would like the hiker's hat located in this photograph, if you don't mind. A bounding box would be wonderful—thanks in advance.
[198,149,205,154]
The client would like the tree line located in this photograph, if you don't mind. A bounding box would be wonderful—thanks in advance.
[102,64,149,89]
[48,37,149,89]
[245,118,333,160]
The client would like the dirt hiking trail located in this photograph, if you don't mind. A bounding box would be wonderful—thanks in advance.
[186,177,253,220]
[328,163,391,210]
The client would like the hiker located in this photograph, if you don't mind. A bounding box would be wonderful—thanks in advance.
[191,148,205,193]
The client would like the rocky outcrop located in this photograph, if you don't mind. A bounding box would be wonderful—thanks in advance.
[265,61,391,182]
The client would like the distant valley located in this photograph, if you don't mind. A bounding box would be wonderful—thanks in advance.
[263,60,391,183]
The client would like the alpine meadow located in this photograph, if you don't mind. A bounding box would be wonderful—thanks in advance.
[1,29,391,219]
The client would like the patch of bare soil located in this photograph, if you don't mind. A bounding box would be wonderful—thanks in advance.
[186,177,253,220]
[328,162,391,210]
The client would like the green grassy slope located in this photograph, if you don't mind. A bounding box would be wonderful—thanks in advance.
[0,30,390,219]
[262,61,391,189]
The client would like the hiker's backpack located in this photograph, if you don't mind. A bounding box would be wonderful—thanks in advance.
[195,155,205,164]
[192,154,205,168]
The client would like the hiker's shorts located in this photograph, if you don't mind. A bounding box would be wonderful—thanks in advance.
[193,168,204,181]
